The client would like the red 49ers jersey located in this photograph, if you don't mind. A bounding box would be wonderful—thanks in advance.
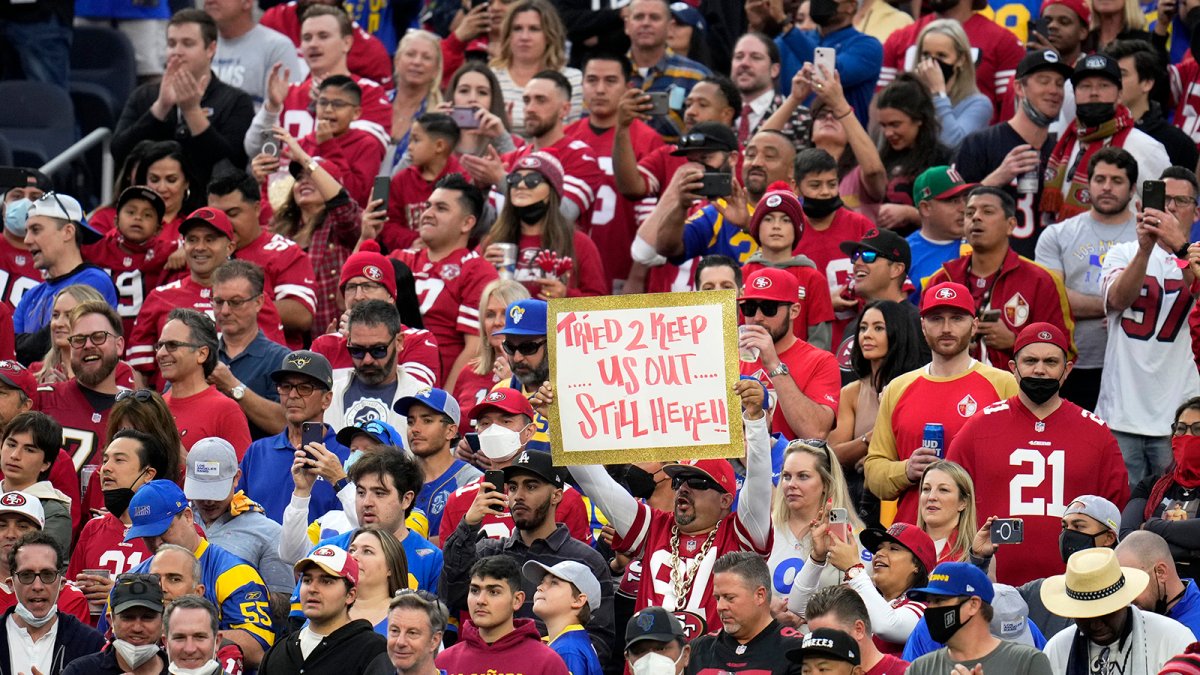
[947,397,1130,586]
[1170,60,1200,144]
[235,231,318,316]
[36,380,117,472]
[503,137,605,232]
[280,75,391,146]
[390,248,498,379]
[82,234,176,338]
[67,513,152,586]
[0,237,41,311]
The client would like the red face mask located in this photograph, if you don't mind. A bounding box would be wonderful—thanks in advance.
[1171,435,1200,488]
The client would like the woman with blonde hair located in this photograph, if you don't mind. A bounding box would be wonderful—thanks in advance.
[452,279,531,420]
[1087,0,1149,51]
[389,30,446,168]
[769,440,867,624]
[348,527,411,635]
[489,0,583,130]
[32,285,107,384]
[916,460,978,564]
[911,19,992,148]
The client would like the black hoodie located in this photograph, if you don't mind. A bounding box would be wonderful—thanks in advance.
[258,618,386,675]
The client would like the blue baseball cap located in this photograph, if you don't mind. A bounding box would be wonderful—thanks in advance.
[335,419,405,449]
[394,387,461,426]
[493,299,547,337]
[907,562,995,603]
[670,2,706,31]
[125,480,189,541]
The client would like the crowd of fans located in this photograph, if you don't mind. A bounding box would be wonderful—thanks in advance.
[6,0,1200,671]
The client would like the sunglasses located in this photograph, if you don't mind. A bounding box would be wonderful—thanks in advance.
[347,343,391,360]
[739,300,790,317]
[671,475,723,492]
[13,570,59,585]
[501,340,546,356]
[154,340,200,353]
[67,331,116,349]
[506,172,546,190]
[116,389,155,403]
[851,250,880,264]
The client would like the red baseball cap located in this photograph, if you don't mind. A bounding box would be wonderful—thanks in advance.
[860,522,937,575]
[1041,0,1089,24]
[179,207,234,240]
[295,544,359,587]
[0,361,36,400]
[663,458,737,494]
[741,268,801,304]
[920,281,974,316]
[339,240,397,298]
[469,387,537,422]
[1013,322,1070,358]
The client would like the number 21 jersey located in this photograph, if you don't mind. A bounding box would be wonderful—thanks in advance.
[947,397,1129,586]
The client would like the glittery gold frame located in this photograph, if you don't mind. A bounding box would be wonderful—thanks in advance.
[546,290,745,466]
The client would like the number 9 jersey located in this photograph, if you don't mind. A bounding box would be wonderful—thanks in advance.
[946,396,1129,586]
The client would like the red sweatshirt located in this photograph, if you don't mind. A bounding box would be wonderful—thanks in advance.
[300,128,387,207]
[260,1,394,90]
[435,619,568,675]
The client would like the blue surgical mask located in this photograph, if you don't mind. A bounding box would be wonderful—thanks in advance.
[4,198,31,237]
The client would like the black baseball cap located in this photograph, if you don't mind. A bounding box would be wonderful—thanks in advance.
[839,227,911,270]
[501,450,564,489]
[786,628,861,666]
[270,350,334,390]
[1016,50,1073,80]
[111,573,164,615]
[117,186,166,222]
[1071,54,1122,88]
[671,122,738,156]
[625,607,685,648]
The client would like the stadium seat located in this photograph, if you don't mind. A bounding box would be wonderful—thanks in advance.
[0,81,77,167]
[69,26,137,120]
[0,134,12,166]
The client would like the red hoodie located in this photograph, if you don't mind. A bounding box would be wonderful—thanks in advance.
[435,618,568,675]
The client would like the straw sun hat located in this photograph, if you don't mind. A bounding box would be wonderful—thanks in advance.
[1039,548,1149,619]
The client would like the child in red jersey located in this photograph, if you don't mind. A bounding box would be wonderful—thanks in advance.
[383,113,466,253]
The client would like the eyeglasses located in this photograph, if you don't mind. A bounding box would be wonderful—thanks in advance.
[671,475,722,492]
[506,172,545,190]
[315,98,356,110]
[347,343,391,360]
[116,389,155,403]
[13,570,60,585]
[1167,195,1198,208]
[501,340,546,356]
[212,294,261,309]
[277,381,320,397]
[851,249,881,264]
[67,331,116,348]
[739,300,790,317]
[344,281,385,295]
[154,340,200,353]
[1172,422,1200,436]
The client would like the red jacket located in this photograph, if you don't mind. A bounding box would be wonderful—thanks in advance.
[260,2,394,90]
[300,128,387,207]
[927,248,1076,367]
[435,619,567,675]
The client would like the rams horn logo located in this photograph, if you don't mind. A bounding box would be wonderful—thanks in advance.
[363,265,384,281]
[510,305,526,323]
[935,287,957,300]
[0,493,26,507]
[288,356,311,369]
[751,276,772,289]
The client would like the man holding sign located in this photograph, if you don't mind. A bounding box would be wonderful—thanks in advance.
[567,378,770,639]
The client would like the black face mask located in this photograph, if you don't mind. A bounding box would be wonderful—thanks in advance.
[1020,96,1056,128]
[925,601,969,644]
[808,0,839,27]
[802,195,843,219]
[1019,375,1061,405]
[937,59,956,84]
[513,200,550,225]
[622,466,662,500]
[1076,102,1116,128]
[1059,528,1101,563]
[103,488,137,518]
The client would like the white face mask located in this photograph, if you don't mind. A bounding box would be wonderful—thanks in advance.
[168,658,218,675]
[114,638,162,669]
[343,449,364,472]
[478,423,524,460]
[630,650,683,675]
[12,588,60,628]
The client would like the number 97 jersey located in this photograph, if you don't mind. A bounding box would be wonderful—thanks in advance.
[946,396,1129,587]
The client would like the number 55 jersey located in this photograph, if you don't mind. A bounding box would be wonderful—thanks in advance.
[947,397,1129,586]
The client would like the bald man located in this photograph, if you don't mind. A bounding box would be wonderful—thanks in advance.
[1116,531,1200,638]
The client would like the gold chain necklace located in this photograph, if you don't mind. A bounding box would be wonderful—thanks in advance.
[669,524,719,610]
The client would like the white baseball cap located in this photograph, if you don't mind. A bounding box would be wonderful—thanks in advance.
[522,560,601,611]
[0,491,44,528]
[184,437,239,501]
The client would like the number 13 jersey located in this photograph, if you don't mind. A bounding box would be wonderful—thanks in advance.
[947,396,1129,586]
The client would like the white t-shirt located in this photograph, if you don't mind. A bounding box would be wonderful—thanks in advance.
[299,625,326,660]
[6,614,57,675]
[1097,242,1200,435]
[1044,607,1193,674]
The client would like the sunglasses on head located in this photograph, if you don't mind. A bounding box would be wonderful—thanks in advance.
[502,340,546,356]
[740,300,789,317]
[671,474,722,492]
[347,343,391,360]
[116,389,155,403]
[506,172,545,190]
[851,249,881,263]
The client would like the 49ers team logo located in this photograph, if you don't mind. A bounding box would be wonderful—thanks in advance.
[0,493,26,507]
[363,265,384,281]
[1038,330,1053,340]
[486,391,505,402]
[957,394,978,417]
[751,276,773,290]
[935,286,958,300]
[766,194,782,208]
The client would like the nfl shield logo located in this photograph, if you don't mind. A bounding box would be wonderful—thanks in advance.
[685,539,697,552]
[14,256,24,266]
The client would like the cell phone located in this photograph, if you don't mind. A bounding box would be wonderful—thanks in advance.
[301,422,323,460]
[371,176,390,213]
[829,507,849,541]
[260,138,280,158]
[1143,179,1166,212]
[465,432,481,453]
[1027,17,1051,41]
[471,0,488,8]
[0,167,28,189]
[484,470,506,511]
[978,308,1002,322]
[698,172,733,199]
[813,47,836,78]
[646,92,670,117]
[990,518,1024,544]
[450,106,481,129]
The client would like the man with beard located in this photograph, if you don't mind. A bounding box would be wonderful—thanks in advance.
[67,431,172,622]
[1116,531,1200,636]
[946,323,1129,586]
[460,71,606,229]
[326,300,425,433]
[1041,54,1169,224]
[441,449,614,663]
[730,34,784,146]
[1035,147,1139,411]
[738,268,840,440]
[775,0,881,125]
[957,50,1073,258]
[864,281,1017,526]
[927,187,1075,368]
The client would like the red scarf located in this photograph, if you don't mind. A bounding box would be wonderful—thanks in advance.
[1040,105,1135,222]
[1144,435,1200,519]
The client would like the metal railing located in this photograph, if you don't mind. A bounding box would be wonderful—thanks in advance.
[39,127,114,205]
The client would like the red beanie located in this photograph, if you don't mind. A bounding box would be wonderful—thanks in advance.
[748,181,805,248]
[339,240,397,298]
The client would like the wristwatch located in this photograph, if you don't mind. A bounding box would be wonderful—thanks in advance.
[843,563,866,582]
[231,385,245,401]
[333,477,351,492]
[1176,242,1192,259]
[767,363,790,378]
[307,158,320,173]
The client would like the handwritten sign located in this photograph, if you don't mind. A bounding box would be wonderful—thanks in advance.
[546,291,744,466]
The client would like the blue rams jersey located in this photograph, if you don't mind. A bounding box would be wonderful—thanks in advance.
[415,459,481,538]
